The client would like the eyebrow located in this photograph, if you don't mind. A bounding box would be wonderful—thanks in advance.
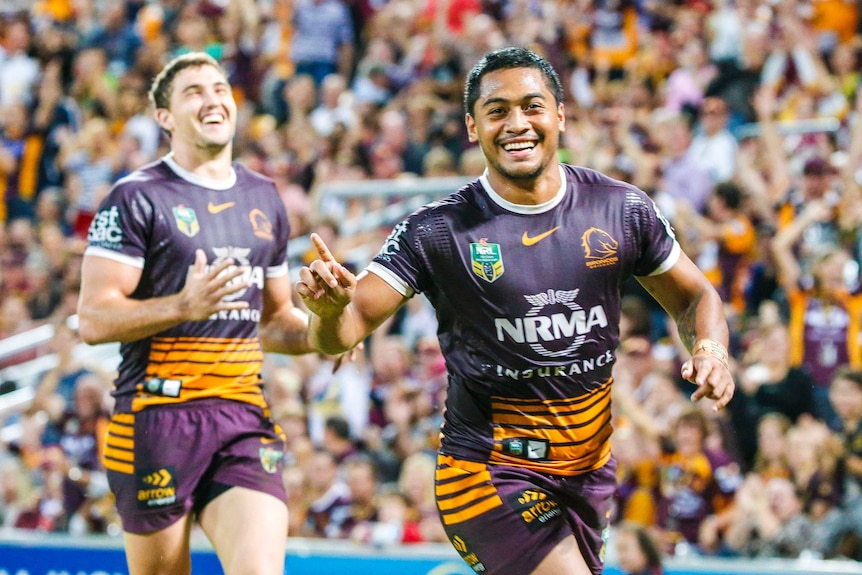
[180,81,230,94]
[480,92,547,108]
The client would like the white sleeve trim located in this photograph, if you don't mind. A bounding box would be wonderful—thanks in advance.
[267,262,288,278]
[647,241,681,276]
[83,246,145,269]
[364,262,415,298]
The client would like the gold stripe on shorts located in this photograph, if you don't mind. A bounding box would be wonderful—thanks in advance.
[103,413,135,474]
[435,455,503,526]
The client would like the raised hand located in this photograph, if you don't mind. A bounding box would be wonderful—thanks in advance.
[681,354,735,411]
[295,233,358,317]
[178,249,250,321]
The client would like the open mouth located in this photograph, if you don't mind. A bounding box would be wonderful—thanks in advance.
[502,140,537,158]
[201,112,226,125]
[503,141,536,152]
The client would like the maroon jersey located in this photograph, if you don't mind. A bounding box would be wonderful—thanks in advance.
[84,156,290,413]
[368,165,679,476]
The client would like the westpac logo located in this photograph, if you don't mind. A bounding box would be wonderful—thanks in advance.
[494,289,608,358]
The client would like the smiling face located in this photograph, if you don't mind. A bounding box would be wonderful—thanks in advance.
[155,63,236,157]
[466,67,564,194]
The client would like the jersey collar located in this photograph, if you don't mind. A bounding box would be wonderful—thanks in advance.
[479,165,567,214]
[163,153,237,190]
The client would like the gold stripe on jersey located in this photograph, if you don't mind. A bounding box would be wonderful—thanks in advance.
[488,380,613,476]
[435,455,503,525]
[104,414,135,475]
[132,336,266,412]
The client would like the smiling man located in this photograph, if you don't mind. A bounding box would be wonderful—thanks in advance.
[296,47,735,575]
[77,52,316,575]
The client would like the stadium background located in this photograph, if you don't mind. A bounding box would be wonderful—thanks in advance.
[3,0,862,573]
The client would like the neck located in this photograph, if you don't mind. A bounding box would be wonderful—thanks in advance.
[170,146,233,180]
[487,163,562,205]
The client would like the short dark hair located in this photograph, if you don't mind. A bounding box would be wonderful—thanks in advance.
[463,46,563,116]
[148,52,228,111]
[324,415,351,440]
[713,181,743,210]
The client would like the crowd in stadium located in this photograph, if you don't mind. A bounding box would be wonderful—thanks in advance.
[1,0,862,566]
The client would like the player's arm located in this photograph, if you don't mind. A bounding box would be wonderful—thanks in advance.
[259,273,315,355]
[77,249,248,344]
[637,251,735,409]
[296,234,407,355]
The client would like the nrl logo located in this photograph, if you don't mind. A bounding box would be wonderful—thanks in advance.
[259,447,284,474]
[173,205,200,238]
[471,238,504,283]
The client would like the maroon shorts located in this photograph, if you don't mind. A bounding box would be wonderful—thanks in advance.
[436,454,616,575]
[104,399,287,534]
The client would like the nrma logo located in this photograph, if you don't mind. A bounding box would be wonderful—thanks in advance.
[208,246,264,301]
[494,289,608,358]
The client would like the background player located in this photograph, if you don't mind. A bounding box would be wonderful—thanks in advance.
[77,52,315,575]
[296,47,735,575]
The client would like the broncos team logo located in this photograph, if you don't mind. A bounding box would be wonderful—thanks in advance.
[581,228,619,269]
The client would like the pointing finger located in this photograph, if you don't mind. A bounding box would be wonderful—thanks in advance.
[311,233,337,263]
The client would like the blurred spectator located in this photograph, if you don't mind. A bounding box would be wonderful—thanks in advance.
[613,521,665,575]
[322,415,360,464]
[342,455,380,537]
[687,96,738,185]
[656,409,727,554]
[0,456,39,529]
[81,1,142,77]
[611,423,660,527]
[0,102,37,222]
[729,322,815,468]
[771,242,860,428]
[291,0,355,87]
[725,475,815,558]
[284,464,310,537]
[674,181,756,312]
[786,420,844,524]
[68,47,117,120]
[310,73,357,138]
[303,449,352,538]
[0,16,39,108]
[651,112,712,214]
[58,116,120,239]
[751,412,792,481]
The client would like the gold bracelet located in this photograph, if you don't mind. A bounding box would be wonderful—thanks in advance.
[692,338,729,368]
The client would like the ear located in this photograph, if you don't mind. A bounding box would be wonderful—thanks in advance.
[154,108,175,134]
[557,102,566,133]
[465,113,478,143]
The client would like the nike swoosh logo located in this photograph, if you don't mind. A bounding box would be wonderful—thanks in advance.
[208,201,236,214]
[522,227,560,246]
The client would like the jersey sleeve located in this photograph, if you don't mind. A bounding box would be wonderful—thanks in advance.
[366,215,429,298]
[629,190,681,277]
[83,180,153,269]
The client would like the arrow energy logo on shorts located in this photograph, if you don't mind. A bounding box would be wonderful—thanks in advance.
[136,466,178,508]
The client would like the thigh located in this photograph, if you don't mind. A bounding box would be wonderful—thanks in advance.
[199,486,288,575]
[435,455,572,575]
[123,514,193,575]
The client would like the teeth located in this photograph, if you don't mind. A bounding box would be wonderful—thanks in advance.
[202,114,224,124]
[504,142,534,151]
